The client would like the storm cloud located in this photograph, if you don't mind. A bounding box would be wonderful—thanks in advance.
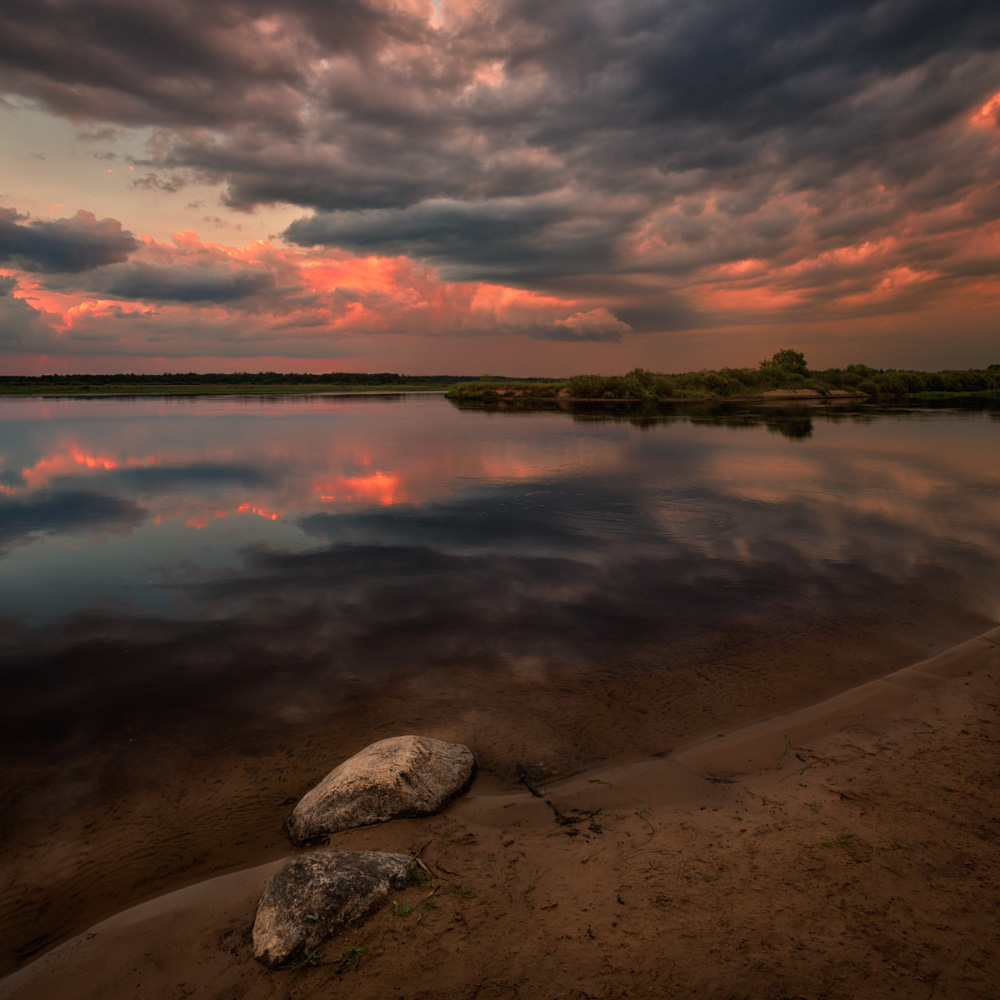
[1,0,999,364]
[0,209,139,273]
[100,262,276,303]
[0,0,407,128]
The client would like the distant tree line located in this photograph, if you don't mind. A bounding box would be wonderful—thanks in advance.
[0,371,517,388]
[5,356,999,399]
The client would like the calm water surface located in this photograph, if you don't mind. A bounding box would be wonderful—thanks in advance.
[2,392,1000,970]
[2,393,1000,731]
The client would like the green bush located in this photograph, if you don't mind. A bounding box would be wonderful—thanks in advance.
[650,375,677,397]
[875,373,908,396]
[620,375,648,399]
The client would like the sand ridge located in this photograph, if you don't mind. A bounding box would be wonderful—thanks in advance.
[2,627,997,1000]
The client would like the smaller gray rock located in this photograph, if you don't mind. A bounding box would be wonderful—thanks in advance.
[252,850,411,967]
[287,734,476,844]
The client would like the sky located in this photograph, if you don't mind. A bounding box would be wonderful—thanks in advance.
[0,0,998,377]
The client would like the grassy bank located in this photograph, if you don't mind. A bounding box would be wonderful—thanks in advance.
[445,380,568,402]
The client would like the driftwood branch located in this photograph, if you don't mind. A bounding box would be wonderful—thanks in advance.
[516,762,545,797]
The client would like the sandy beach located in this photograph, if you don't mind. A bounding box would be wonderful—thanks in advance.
[2,626,997,1000]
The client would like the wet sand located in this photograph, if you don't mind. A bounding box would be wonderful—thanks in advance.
[2,626,997,1000]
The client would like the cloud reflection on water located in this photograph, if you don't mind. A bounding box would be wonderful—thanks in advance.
[1,395,999,744]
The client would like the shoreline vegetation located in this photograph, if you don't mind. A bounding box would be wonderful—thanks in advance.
[446,350,1000,403]
[2,351,998,401]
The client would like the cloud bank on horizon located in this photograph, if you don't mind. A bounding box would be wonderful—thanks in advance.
[1,0,998,374]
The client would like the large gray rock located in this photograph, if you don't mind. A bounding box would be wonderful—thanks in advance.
[252,850,411,967]
[287,735,476,844]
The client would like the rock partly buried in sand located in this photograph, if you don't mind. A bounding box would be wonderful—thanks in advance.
[252,850,411,967]
[287,734,476,844]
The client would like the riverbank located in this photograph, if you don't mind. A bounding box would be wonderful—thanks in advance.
[452,387,863,403]
[4,627,997,1000]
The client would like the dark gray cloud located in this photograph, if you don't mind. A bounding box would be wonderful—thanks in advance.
[527,313,628,342]
[618,0,998,134]
[24,225,288,309]
[2,0,999,318]
[284,197,634,283]
[272,0,1000,292]
[0,0,420,127]
[0,274,51,346]
[0,208,139,273]
[98,262,275,302]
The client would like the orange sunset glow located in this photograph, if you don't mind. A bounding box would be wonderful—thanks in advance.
[0,445,162,493]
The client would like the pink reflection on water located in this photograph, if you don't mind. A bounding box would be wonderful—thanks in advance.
[0,397,626,541]
[0,444,165,493]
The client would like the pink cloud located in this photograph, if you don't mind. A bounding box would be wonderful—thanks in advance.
[0,229,633,363]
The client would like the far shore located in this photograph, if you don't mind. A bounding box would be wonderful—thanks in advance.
[0,384,453,396]
[0,383,857,401]
[3,626,997,1000]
